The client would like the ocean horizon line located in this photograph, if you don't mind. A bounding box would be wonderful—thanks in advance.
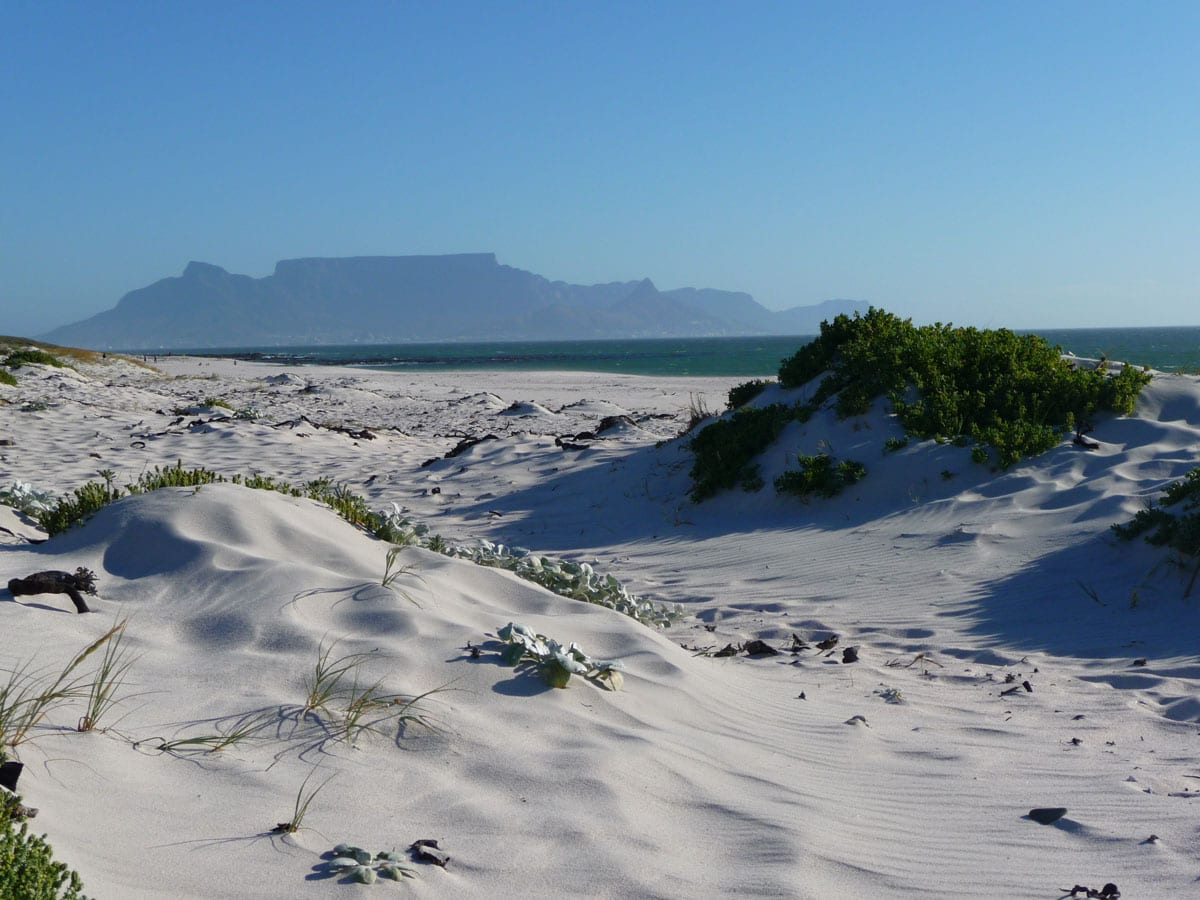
[124,326,1200,377]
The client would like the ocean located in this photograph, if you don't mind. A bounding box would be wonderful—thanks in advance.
[185,327,1200,378]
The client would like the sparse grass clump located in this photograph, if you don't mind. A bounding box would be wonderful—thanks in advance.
[272,769,333,835]
[1,624,128,756]
[76,621,137,733]
[0,370,16,387]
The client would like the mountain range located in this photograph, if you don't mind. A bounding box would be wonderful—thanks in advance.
[40,253,867,349]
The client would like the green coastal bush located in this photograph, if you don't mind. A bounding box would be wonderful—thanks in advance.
[689,307,1153,499]
[774,454,866,499]
[3,349,66,370]
[0,792,89,900]
[726,379,771,410]
[0,370,16,387]
[688,403,799,501]
[1112,467,1200,593]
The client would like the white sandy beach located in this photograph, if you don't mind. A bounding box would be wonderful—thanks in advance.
[2,351,1199,899]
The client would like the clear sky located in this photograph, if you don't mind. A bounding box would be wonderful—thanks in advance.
[3,0,1197,336]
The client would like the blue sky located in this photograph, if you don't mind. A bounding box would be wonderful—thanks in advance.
[3,1,1197,336]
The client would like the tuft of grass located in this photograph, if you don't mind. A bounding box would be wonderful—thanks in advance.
[301,640,373,721]
[137,709,277,755]
[273,768,333,834]
[380,547,426,605]
[340,678,392,746]
[680,393,717,436]
[0,370,15,387]
[1,624,126,756]
[77,620,137,733]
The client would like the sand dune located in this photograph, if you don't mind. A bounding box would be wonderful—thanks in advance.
[2,352,1199,898]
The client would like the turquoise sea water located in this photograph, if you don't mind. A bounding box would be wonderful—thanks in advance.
[190,327,1200,378]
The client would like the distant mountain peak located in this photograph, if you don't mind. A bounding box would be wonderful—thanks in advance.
[39,254,869,350]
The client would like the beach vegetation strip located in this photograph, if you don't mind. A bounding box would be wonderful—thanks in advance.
[6,465,682,626]
[690,306,1154,499]
[1112,466,1200,593]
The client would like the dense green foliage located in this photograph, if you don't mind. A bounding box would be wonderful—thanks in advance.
[726,379,771,410]
[774,454,867,499]
[1112,468,1200,561]
[777,307,1152,466]
[688,404,799,500]
[0,792,89,899]
[689,307,1155,500]
[3,349,66,370]
[0,369,16,387]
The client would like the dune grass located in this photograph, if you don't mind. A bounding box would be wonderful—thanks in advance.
[272,768,334,835]
[1,624,127,758]
[301,639,374,722]
[76,620,136,733]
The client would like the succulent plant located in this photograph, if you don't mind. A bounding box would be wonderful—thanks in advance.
[497,622,626,690]
[326,844,415,884]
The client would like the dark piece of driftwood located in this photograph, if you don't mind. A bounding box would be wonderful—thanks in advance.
[409,839,450,867]
[7,567,96,613]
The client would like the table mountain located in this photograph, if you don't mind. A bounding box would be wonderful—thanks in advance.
[40,254,866,349]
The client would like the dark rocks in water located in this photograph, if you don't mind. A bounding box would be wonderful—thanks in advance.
[1027,807,1067,825]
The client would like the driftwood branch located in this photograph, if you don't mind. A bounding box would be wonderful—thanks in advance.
[7,567,96,613]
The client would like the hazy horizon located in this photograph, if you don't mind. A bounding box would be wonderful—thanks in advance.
[4,2,1198,336]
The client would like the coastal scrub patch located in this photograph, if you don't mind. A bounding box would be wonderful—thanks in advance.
[688,307,1154,499]
[17,467,680,626]
[1112,467,1200,594]
[726,378,771,410]
[774,453,866,499]
[688,403,800,501]
[3,349,66,371]
[0,791,88,900]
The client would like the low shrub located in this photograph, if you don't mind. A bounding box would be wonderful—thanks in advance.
[688,403,797,501]
[774,454,866,499]
[0,792,88,900]
[0,370,15,387]
[3,349,65,370]
[1112,468,1200,588]
[726,379,771,410]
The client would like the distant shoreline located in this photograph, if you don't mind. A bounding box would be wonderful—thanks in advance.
[116,326,1200,375]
